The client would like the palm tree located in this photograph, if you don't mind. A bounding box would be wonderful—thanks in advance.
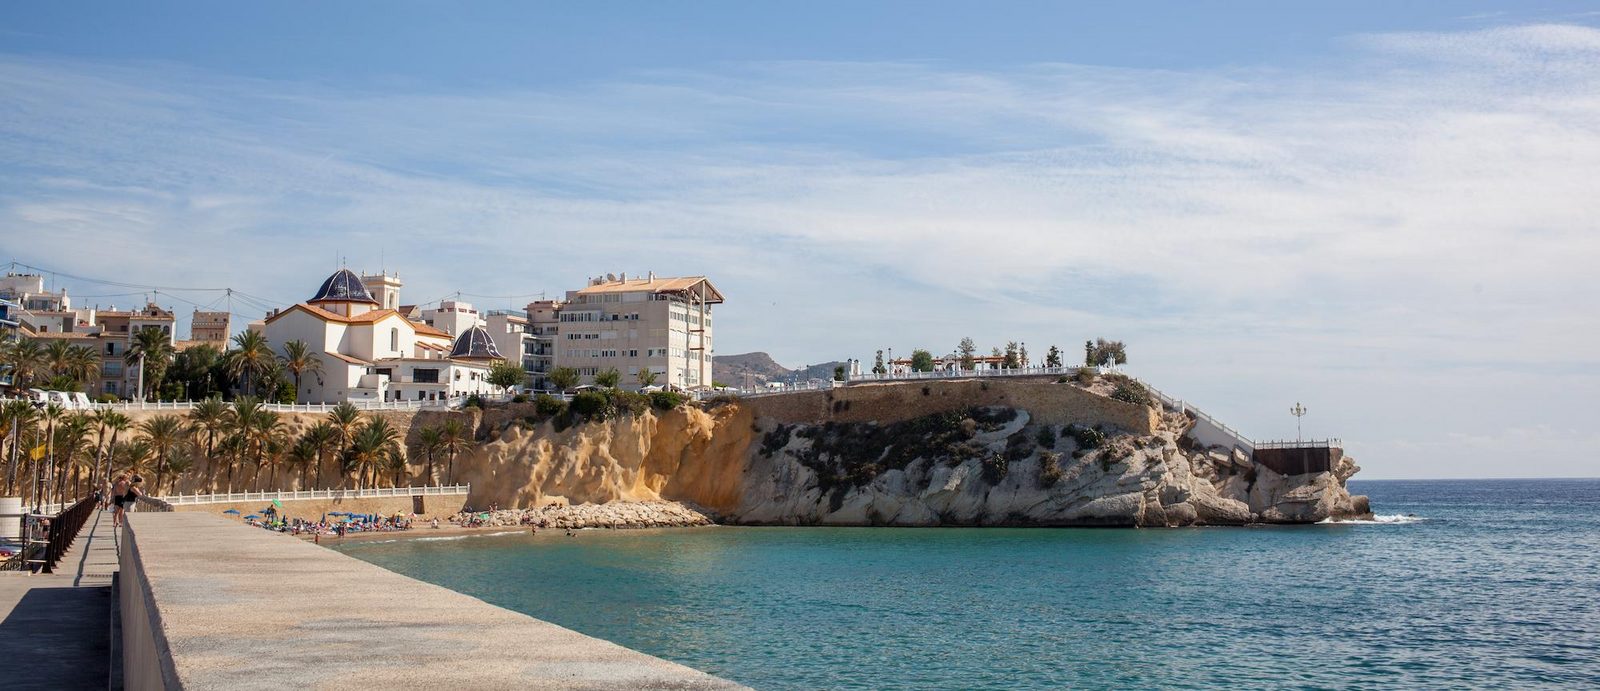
[348,418,400,489]
[115,438,155,480]
[637,367,659,388]
[95,411,133,494]
[303,422,340,489]
[186,396,228,477]
[384,446,409,487]
[37,403,66,505]
[140,415,184,497]
[243,410,285,489]
[0,399,39,494]
[225,331,275,397]
[279,340,323,401]
[125,326,176,401]
[1,338,46,389]
[326,403,362,486]
[51,413,92,502]
[415,426,442,485]
[439,418,470,484]
[217,433,247,493]
[288,438,318,490]
[159,449,195,495]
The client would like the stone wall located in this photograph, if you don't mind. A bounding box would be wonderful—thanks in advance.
[741,379,1158,434]
[1252,447,1343,476]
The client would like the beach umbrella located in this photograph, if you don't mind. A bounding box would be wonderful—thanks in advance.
[245,514,260,520]
[223,509,241,515]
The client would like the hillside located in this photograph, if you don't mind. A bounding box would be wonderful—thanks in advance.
[713,351,847,387]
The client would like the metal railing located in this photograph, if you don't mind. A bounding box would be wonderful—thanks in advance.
[1254,439,1343,450]
[154,484,471,506]
[36,495,97,574]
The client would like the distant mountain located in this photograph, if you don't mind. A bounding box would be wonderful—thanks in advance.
[713,352,848,387]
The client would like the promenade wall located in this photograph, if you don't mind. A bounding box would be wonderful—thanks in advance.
[119,512,744,690]
[742,378,1158,434]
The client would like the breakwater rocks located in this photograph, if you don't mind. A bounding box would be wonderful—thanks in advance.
[443,378,1368,528]
[460,501,717,530]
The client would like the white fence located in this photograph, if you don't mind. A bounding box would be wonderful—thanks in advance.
[1134,378,1255,453]
[155,484,471,506]
[848,365,1100,383]
[0,396,466,414]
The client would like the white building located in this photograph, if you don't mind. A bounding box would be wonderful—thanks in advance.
[261,269,501,404]
[555,274,722,390]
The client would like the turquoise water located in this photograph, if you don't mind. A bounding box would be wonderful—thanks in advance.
[335,479,1600,689]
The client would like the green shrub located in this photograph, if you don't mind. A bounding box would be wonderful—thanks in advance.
[1038,451,1063,488]
[608,390,650,416]
[1069,425,1105,450]
[533,394,566,418]
[704,393,741,407]
[569,391,609,420]
[1074,368,1096,384]
[464,394,485,409]
[511,393,529,404]
[649,390,687,410]
[981,452,1009,484]
[95,393,120,403]
[1036,426,1057,448]
[1105,374,1152,407]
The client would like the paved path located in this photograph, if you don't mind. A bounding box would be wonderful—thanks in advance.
[0,508,119,690]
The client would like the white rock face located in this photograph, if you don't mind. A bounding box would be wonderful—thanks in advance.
[732,409,1368,527]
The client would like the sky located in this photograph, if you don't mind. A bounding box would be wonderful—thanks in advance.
[2,2,1598,479]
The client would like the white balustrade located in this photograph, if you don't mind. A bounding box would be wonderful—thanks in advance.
[154,484,470,505]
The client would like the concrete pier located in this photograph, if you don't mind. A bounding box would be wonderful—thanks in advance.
[121,512,744,689]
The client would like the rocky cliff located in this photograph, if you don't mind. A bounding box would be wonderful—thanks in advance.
[449,378,1369,527]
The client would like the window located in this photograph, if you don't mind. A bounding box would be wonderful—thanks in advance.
[414,368,439,384]
[390,328,399,352]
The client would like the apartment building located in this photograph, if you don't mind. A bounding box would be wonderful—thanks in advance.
[554,273,722,391]
[189,310,232,345]
[94,303,177,399]
[0,273,71,312]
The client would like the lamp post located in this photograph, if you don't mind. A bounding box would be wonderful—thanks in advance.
[1290,402,1307,442]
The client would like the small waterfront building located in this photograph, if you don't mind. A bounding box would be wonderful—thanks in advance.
[261,268,498,404]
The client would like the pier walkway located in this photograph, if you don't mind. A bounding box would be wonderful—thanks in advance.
[0,507,120,690]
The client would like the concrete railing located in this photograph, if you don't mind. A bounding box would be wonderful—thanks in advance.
[848,365,1097,383]
[154,484,470,506]
[0,396,463,414]
[118,513,743,689]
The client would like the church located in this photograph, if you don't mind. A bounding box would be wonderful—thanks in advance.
[260,268,503,404]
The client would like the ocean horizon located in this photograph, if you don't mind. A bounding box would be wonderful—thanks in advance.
[335,478,1600,689]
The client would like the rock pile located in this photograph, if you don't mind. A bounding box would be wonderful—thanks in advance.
[456,501,717,530]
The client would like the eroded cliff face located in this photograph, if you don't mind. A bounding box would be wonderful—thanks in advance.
[447,384,1368,527]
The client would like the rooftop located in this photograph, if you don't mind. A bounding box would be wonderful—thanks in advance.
[575,275,724,303]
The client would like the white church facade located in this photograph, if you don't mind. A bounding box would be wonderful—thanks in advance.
[261,269,503,404]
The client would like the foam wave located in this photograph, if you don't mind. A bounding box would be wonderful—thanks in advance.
[1319,514,1425,525]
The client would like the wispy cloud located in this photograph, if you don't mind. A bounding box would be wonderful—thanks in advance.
[1,24,1597,477]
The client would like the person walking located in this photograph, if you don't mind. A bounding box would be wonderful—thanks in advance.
[111,475,131,528]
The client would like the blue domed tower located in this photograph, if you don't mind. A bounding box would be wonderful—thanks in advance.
[308,268,380,317]
[449,324,503,361]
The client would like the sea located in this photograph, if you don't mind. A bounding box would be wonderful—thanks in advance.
[333,479,1600,689]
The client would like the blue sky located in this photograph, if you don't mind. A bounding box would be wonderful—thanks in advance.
[2,2,1599,479]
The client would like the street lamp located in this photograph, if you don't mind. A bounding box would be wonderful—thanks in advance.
[1290,402,1307,442]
